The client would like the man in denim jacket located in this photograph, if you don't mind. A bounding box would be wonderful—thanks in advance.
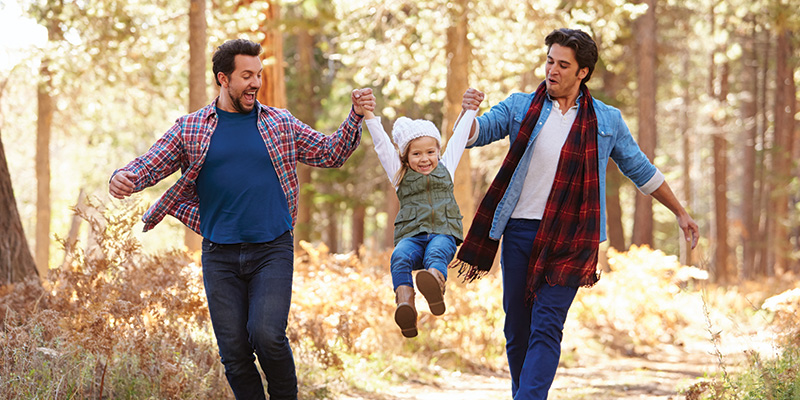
[457,29,699,399]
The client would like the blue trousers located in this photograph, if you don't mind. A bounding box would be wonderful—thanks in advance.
[390,233,456,290]
[501,219,578,400]
[201,231,298,400]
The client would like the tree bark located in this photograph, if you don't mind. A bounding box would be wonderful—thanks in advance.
[257,1,287,109]
[600,63,625,252]
[631,0,657,247]
[325,200,338,253]
[740,18,758,278]
[0,132,39,285]
[679,53,693,266]
[755,27,771,277]
[708,3,730,283]
[294,29,317,246]
[185,0,207,252]
[712,62,730,283]
[442,0,475,232]
[61,188,85,269]
[770,25,793,275]
[36,62,53,276]
[352,204,365,253]
[384,179,399,250]
[606,163,626,251]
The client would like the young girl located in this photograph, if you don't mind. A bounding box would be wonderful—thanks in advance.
[363,107,477,338]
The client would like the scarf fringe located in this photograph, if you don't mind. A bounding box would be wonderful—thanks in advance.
[448,259,489,283]
[524,269,602,305]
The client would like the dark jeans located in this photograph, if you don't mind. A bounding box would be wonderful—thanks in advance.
[389,233,456,290]
[201,231,298,400]
[501,219,578,400]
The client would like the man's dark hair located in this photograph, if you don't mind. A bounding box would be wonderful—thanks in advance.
[212,39,262,86]
[544,28,598,85]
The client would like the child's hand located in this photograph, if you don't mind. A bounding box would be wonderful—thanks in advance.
[462,88,484,111]
[351,88,376,116]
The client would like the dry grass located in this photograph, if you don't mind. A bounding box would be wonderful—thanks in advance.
[1,199,227,399]
[0,201,506,399]
[2,202,798,399]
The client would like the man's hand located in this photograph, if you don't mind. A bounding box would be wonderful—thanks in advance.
[109,171,137,199]
[462,88,485,111]
[678,213,700,250]
[351,88,376,115]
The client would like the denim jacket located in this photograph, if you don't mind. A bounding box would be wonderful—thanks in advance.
[469,92,664,242]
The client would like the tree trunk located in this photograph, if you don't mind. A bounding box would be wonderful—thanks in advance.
[294,29,317,246]
[0,132,39,285]
[352,204,365,253]
[606,163,626,251]
[740,18,758,279]
[708,3,731,283]
[325,200,338,253]
[384,180,399,250]
[257,1,287,109]
[61,189,85,269]
[631,0,657,247]
[442,0,475,231]
[755,27,770,277]
[712,63,730,283]
[36,62,53,276]
[680,53,693,266]
[601,63,625,252]
[185,0,207,252]
[770,25,792,275]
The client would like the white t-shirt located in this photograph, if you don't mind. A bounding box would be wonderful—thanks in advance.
[511,101,577,219]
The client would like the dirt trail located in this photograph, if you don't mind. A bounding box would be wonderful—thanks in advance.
[339,343,736,400]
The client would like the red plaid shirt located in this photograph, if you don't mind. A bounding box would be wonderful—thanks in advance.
[115,98,363,234]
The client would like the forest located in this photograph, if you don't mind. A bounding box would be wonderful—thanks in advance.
[1,0,799,398]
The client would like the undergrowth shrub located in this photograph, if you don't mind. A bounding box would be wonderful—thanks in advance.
[683,283,800,399]
[1,200,228,399]
[8,201,793,399]
[570,245,709,355]
[288,241,507,395]
[1,200,508,399]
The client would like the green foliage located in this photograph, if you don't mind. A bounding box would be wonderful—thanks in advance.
[685,347,800,400]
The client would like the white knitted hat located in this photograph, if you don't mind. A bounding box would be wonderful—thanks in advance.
[392,117,441,155]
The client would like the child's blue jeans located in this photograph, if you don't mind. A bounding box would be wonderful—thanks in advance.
[501,219,578,400]
[390,233,456,290]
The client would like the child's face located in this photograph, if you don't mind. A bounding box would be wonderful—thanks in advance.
[406,136,440,175]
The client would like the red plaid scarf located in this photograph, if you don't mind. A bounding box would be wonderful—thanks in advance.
[449,81,601,304]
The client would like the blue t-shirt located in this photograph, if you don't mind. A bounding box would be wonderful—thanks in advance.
[195,107,292,244]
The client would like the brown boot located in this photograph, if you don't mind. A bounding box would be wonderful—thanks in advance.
[394,285,418,338]
[416,269,446,316]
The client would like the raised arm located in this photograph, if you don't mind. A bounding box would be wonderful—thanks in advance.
[295,88,375,168]
[455,88,484,144]
[363,109,402,183]
[441,109,478,180]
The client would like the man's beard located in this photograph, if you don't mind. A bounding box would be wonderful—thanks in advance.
[231,88,258,113]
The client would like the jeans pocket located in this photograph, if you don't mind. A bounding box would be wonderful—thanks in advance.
[201,239,218,253]
[270,230,294,251]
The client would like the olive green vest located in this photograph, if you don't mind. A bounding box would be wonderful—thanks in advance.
[394,163,463,246]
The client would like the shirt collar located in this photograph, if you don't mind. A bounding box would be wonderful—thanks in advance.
[545,90,583,108]
[206,97,264,120]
